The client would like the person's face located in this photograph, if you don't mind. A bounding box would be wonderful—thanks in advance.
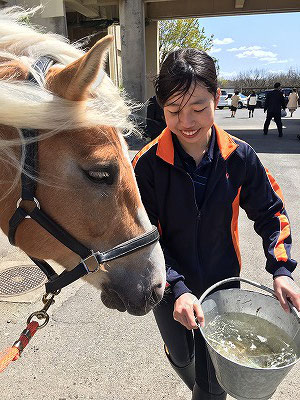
[163,84,220,146]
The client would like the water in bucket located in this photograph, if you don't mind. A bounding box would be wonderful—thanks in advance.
[204,312,298,369]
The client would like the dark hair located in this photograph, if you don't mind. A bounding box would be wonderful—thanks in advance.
[293,88,297,92]
[154,48,217,107]
[251,91,256,95]
[274,82,281,89]
[234,90,239,95]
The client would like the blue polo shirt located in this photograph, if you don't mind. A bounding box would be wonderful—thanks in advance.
[172,127,216,210]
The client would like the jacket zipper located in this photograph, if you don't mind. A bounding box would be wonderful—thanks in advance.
[178,167,204,294]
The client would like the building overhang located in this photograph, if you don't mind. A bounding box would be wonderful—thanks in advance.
[64,0,300,20]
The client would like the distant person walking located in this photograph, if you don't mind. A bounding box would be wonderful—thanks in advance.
[287,88,299,117]
[230,91,240,117]
[247,91,257,118]
[263,82,286,137]
[145,95,167,140]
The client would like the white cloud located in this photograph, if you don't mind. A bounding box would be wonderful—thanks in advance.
[227,46,262,52]
[233,47,289,65]
[236,49,277,59]
[209,47,222,53]
[272,44,278,48]
[213,38,234,45]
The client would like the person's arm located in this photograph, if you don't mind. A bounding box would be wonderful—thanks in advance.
[240,147,299,311]
[133,153,191,300]
[264,92,270,112]
[281,93,286,110]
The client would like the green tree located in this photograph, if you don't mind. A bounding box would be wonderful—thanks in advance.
[159,18,214,65]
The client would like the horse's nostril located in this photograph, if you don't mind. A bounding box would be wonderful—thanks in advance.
[151,284,163,303]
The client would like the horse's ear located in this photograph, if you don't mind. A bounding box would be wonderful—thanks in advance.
[47,35,113,101]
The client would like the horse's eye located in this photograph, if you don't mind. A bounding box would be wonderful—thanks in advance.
[83,167,115,185]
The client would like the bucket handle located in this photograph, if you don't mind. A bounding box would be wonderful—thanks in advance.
[198,277,300,321]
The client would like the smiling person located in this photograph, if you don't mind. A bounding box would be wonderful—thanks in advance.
[132,48,299,400]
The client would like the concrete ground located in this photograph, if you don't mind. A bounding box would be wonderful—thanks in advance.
[0,108,299,400]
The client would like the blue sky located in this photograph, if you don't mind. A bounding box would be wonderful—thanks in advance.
[199,12,300,78]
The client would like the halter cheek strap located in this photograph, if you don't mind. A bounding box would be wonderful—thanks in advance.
[8,57,160,294]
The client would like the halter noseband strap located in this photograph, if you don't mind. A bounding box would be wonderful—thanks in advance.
[8,57,160,294]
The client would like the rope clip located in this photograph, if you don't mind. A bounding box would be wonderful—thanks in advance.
[27,290,60,329]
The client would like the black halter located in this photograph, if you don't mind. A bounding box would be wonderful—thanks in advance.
[8,57,159,294]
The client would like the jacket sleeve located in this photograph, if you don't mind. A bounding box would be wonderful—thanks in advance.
[133,153,192,299]
[264,92,270,112]
[239,146,297,278]
[281,93,286,110]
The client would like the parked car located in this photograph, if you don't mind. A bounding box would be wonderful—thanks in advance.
[281,88,293,106]
[217,89,228,109]
[256,91,270,108]
[256,89,289,108]
[226,93,247,108]
[282,88,293,97]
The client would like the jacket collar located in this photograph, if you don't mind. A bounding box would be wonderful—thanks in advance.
[156,124,238,165]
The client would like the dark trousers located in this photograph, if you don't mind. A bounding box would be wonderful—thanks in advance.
[263,112,283,135]
[153,292,224,395]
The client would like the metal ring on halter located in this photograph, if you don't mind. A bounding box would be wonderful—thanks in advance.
[81,250,100,274]
[27,310,49,329]
[16,197,40,219]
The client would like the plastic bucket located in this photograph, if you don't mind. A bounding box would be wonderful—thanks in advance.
[199,277,300,400]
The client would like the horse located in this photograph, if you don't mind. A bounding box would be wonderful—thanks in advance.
[0,7,166,316]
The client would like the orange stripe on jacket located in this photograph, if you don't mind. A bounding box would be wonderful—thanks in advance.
[274,212,290,262]
[265,168,289,261]
[132,128,175,169]
[231,187,241,268]
[265,168,285,205]
[214,124,239,160]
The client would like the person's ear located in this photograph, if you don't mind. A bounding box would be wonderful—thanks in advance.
[214,88,221,109]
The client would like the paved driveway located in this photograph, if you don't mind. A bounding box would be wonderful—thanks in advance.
[0,108,299,400]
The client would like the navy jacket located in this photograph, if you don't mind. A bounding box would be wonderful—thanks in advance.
[133,125,297,299]
[264,89,286,114]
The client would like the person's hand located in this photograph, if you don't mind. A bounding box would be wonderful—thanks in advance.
[273,276,300,312]
[173,293,204,330]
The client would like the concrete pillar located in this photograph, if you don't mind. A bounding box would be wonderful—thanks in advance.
[145,20,159,99]
[108,25,121,88]
[7,0,67,36]
[119,0,146,104]
[40,0,68,37]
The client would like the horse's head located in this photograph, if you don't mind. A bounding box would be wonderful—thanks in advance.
[0,10,166,316]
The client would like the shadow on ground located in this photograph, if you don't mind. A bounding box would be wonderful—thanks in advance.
[227,117,300,154]
[126,116,300,154]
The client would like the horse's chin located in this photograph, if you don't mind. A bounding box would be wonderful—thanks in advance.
[101,287,151,316]
[101,289,127,313]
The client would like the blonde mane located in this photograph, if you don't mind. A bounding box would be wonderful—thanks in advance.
[0,6,134,134]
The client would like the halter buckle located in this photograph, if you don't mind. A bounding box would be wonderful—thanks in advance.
[81,251,100,274]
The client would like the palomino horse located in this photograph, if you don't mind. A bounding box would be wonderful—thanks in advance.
[0,7,165,316]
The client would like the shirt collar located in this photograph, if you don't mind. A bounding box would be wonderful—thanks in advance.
[172,126,216,166]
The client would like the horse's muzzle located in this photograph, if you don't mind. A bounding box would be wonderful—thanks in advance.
[100,282,164,316]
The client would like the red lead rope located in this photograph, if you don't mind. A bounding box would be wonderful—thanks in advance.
[0,321,39,372]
